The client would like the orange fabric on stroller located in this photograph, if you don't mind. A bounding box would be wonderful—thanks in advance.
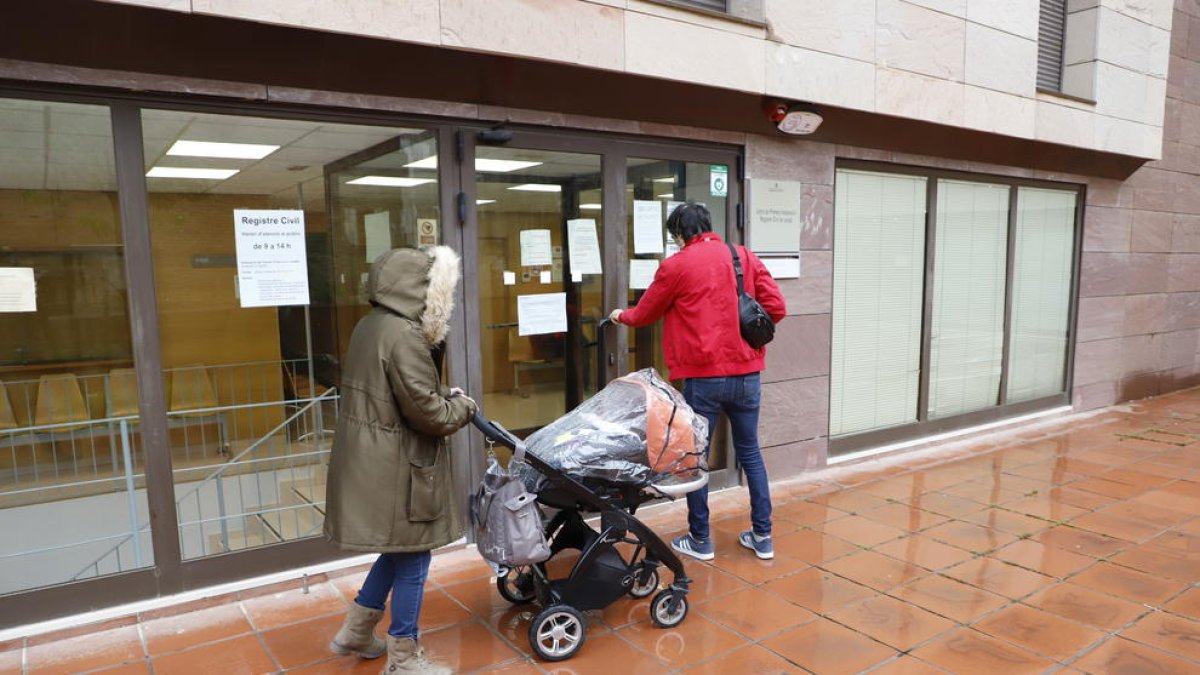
[619,373,703,477]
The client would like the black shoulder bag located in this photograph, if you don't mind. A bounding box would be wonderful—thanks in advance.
[727,242,775,349]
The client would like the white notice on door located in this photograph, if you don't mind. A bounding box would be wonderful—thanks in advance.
[518,293,567,336]
[520,229,553,266]
[364,211,391,262]
[233,209,310,308]
[629,259,659,290]
[0,267,36,312]
[632,200,664,255]
[567,219,602,275]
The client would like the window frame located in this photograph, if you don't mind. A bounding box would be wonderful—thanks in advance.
[829,159,1086,456]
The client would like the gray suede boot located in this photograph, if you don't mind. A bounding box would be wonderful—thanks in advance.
[381,636,450,675]
[329,601,386,659]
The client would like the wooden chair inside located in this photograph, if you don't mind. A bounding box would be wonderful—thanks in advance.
[33,374,92,432]
[106,368,139,419]
[169,368,219,418]
[0,381,17,432]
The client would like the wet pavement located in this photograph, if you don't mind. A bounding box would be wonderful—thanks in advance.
[3,386,1200,674]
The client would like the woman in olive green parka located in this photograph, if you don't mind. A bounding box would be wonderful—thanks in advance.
[325,245,475,675]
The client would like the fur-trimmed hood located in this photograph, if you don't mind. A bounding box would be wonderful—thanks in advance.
[367,246,460,345]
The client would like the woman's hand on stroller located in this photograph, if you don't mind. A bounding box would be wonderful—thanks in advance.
[449,387,476,408]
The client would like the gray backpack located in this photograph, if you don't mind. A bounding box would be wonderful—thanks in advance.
[470,445,551,568]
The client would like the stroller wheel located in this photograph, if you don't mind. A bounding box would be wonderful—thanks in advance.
[627,566,659,599]
[497,566,536,604]
[529,605,587,662]
[649,589,689,628]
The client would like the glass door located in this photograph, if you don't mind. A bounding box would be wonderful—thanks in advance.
[465,135,741,492]
[473,145,604,437]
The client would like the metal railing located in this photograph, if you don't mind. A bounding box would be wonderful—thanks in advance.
[0,359,339,592]
[70,387,338,580]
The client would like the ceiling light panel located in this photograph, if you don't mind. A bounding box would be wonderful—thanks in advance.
[147,167,239,180]
[346,176,435,187]
[508,184,561,192]
[579,203,602,210]
[167,140,280,159]
[403,156,542,173]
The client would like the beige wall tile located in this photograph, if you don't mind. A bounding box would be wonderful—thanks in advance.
[964,23,1038,96]
[1065,7,1100,65]
[766,0,876,61]
[1101,0,1175,29]
[440,0,623,70]
[1035,100,1096,147]
[964,87,1036,138]
[625,11,765,93]
[1097,8,1172,77]
[877,0,966,81]
[191,0,441,44]
[98,0,191,11]
[767,44,875,113]
[967,0,1039,39]
[904,0,966,18]
[876,68,966,126]
[1094,62,1167,125]
[1095,115,1164,158]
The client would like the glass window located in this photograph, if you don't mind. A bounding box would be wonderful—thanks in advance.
[830,166,1080,449]
[928,180,1010,419]
[830,170,927,437]
[0,98,153,594]
[1007,188,1076,402]
[141,109,437,559]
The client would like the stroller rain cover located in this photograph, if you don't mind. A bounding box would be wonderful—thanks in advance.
[518,368,709,492]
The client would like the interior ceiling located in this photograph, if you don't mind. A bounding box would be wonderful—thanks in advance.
[0,100,684,215]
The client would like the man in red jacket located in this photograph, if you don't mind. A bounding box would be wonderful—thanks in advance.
[610,202,786,560]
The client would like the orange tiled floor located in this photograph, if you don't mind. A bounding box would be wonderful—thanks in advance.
[5,387,1200,674]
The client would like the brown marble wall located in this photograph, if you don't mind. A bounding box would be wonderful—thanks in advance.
[1073,0,1200,409]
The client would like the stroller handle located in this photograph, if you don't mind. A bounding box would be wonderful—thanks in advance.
[471,411,523,451]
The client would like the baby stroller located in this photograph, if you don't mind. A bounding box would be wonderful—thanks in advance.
[469,361,708,662]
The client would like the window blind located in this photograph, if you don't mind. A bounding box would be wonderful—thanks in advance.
[1007,188,1076,402]
[1038,0,1067,91]
[830,170,927,437]
[671,0,728,11]
[927,180,1010,419]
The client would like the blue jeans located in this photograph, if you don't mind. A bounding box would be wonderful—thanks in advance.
[684,373,772,541]
[354,551,432,638]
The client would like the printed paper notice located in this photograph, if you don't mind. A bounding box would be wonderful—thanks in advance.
[762,257,801,279]
[233,209,310,308]
[518,293,567,336]
[567,219,602,275]
[0,267,36,312]
[633,200,664,254]
[364,212,391,262]
[520,229,553,266]
[629,259,659,290]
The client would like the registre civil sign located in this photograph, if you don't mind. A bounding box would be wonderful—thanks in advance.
[233,209,310,308]
[748,179,802,254]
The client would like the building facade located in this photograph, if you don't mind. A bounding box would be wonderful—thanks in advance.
[0,0,1195,625]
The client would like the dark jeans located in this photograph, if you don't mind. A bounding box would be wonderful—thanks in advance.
[354,551,432,638]
[683,373,772,541]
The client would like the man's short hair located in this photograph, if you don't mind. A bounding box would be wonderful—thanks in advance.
[665,202,713,242]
